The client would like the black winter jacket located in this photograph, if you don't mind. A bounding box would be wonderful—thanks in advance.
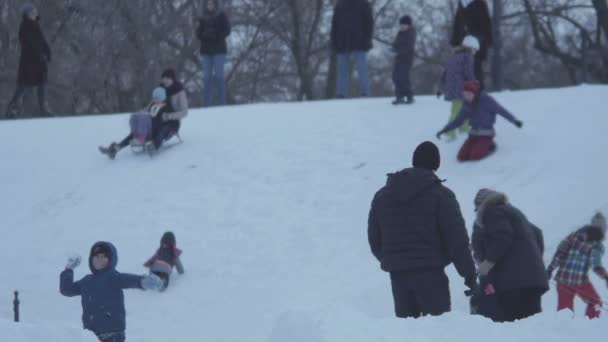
[368,168,476,282]
[197,10,231,55]
[330,0,374,53]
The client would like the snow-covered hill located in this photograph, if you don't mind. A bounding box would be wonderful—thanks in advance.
[1,85,607,341]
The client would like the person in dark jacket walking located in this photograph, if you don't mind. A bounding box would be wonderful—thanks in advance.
[330,0,374,98]
[451,0,493,90]
[144,231,185,291]
[5,3,52,118]
[473,189,548,322]
[391,15,416,105]
[60,242,163,341]
[436,80,523,162]
[196,0,231,107]
[547,213,608,319]
[368,141,478,318]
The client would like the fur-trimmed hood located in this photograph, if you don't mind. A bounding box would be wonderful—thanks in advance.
[476,190,509,226]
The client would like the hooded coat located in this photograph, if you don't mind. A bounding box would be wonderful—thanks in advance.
[475,192,548,293]
[60,242,143,335]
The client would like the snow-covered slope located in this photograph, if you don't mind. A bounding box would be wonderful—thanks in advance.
[1,85,607,341]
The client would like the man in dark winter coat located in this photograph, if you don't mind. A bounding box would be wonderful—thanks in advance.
[473,189,548,322]
[196,0,231,107]
[391,15,417,105]
[330,0,374,98]
[451,0,493,90]
[368,141,478,318]
[60,242,163,341]
[5,4,52,118]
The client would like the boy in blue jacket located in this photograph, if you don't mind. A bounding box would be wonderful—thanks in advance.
[60,242,163,342]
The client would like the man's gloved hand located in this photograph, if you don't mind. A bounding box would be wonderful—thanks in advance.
[464,277,479,297]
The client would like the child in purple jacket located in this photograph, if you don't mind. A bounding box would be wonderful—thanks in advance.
[438,35,478,140]
[436,80,523,162]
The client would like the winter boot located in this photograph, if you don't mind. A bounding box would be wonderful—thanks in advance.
[40,106,54,117]
[145,141,157,156]
[98,143,120,160]
[406,96,415,104]
[392,97,406,105]
[4,103,20,119]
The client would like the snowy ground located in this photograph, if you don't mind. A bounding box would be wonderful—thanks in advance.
[1,85,607,341]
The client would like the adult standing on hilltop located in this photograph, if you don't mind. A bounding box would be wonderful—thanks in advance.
[330,0,374,98]
[451,0,493,90]
[5,3,52,118]
[368,141,478,318]
[196,0,231,107]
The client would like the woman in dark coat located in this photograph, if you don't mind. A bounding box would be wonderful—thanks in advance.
[473,188,549,322]
[5,4,52,118]
[451,0,493,90]
[196,0,231,107]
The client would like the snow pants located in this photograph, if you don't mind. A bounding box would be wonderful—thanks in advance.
[446,100,469,139]
[457,135,496,162]
[390,269,450,318]
[96,331,125,342]
[392,62,413,100]
[496,287,544,322]
[557,282,602,319]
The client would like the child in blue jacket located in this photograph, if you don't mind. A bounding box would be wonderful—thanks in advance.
[60,241,163,342]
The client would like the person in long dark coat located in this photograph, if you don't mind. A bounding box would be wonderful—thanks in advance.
[5,4,52,118]
[368,141,478,319]
[473,188,548,322]
[450,0,493,90]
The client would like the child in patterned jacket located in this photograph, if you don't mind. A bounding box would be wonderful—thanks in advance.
[547,212,608,319]
[144,231,184,291]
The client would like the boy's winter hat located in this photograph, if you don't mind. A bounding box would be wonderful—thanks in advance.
[412,141,440,171]
[462,35,480,51]
[92,244,111,257]
[21,3,36,17]
[161,68,177,81]
[161,231,176,245]
[591,212,607,233]
[152,87,167,101]
[474,188,498,210]
[400,15,412,26]
[463,80,481,95]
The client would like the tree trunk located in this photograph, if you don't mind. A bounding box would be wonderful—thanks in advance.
[491,0,503,91]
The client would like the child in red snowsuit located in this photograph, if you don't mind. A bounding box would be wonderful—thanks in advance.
[547,213,608,319]
[144,231,184,291]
